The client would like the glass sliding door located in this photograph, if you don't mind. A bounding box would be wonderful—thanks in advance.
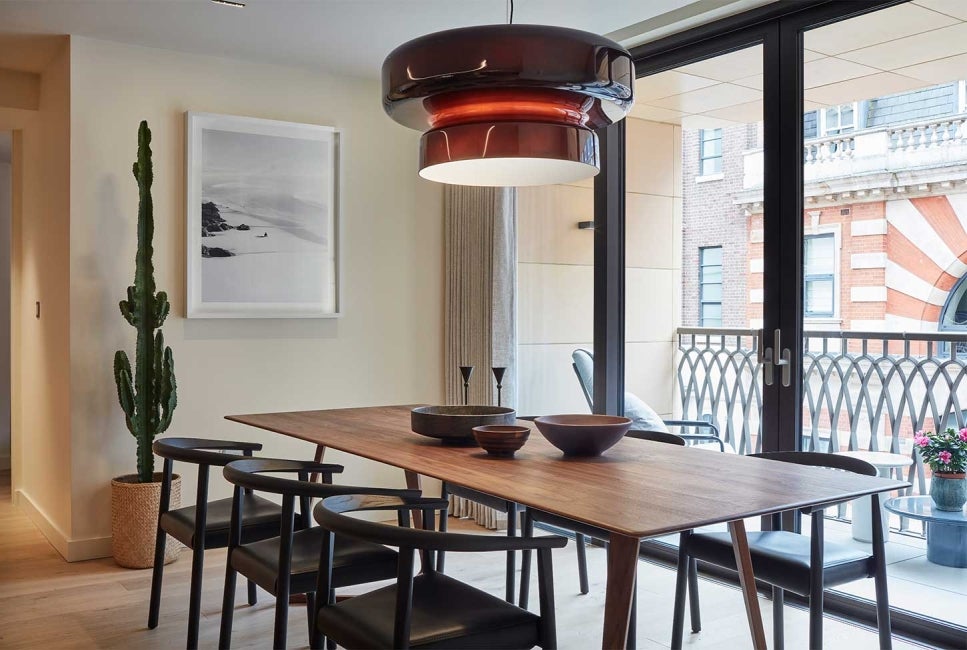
[798,0,967,632]
[626,46,765,456]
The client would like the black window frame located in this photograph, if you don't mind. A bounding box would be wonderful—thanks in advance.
[698,246,724,326]
[803,233,835,318]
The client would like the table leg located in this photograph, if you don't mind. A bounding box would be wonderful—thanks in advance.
[308,444,327,483]
[729,520,767,650]
[602,533,639,650]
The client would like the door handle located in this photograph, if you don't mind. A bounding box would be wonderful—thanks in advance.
[762,328,791,387]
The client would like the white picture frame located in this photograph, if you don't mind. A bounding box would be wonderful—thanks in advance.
[186,111,340,318]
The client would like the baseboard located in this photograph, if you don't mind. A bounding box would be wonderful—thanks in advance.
[14,490,113,562]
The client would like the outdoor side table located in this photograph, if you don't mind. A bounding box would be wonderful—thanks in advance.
[835,451,912,542]
[884,495,967,568]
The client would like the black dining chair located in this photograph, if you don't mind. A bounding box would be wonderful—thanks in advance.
[671,451,892,650]
[218,457,440,650]
[148,437,334,649]
[519,429,693,649]
[313,492,568,650]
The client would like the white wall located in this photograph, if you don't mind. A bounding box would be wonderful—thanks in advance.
[0,146,10,470]
[67,37,444,556]
[517,117,682,418]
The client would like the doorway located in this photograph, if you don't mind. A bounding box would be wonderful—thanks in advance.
[0,130,11,477]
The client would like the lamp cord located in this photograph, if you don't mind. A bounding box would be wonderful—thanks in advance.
[508,0,514,24]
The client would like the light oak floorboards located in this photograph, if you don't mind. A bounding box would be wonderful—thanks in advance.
[0,472,927,649]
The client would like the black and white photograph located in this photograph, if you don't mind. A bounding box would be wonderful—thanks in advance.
[186,112,339,318]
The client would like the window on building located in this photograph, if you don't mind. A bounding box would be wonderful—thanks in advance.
[699,246,723,326]
[819,103,857,137]
[804,233,835,317]
[699,128,723,176]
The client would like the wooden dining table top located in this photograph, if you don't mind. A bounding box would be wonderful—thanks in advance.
[227,404,909,539]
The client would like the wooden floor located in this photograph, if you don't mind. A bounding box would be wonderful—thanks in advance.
[0,471,926,649]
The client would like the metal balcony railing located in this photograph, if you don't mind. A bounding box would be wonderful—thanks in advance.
[676,327,967,534]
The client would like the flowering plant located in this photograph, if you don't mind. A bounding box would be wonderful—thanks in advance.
[914,427,967,474]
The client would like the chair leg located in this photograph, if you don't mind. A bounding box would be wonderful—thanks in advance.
[325,589,337,650]
[670,534,691,650]
[306,592,316,646]
[218,552,238,650]
[519,509,534,609]
[187,545,205,650]
[274,588,290,650]
[687,556,701,633]
[147,526,167,629]
[247,579,257,606]
[808,576,823,650]
[576,533,590,595]
[506,503,518,603]
[772,586,784,650]
[437,483,449,573]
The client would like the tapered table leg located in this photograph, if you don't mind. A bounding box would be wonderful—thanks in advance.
[729,519,768,650]
[602,533,639,650]
[308,445,327,483]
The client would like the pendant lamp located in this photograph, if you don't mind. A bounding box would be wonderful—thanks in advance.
[381,24,634,187]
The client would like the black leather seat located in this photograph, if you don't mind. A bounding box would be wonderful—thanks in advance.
[671,452,893,650]
[230,525,398,595]
[160,494,288,549]
[316,571,541,649]
[313,492,566,650]
[685,530,874,597]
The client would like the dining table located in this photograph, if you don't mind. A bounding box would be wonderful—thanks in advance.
[227,405,908,650]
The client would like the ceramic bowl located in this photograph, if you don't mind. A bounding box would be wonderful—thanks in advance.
[472,425,530,457]
[410,405,517,444]
[534,414,632,456]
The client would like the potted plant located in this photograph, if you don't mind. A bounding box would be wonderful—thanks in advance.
[914,427,967,511]
[111,121,180,568]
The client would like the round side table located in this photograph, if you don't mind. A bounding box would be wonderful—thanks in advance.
[835,451,912,543]
[883,496,967,568]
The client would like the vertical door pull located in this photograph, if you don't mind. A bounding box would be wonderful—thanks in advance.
[762,329,792,387]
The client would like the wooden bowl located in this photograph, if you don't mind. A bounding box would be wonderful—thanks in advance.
[410,405,517,444]
[472,425,530,457]
[534,414,632,456]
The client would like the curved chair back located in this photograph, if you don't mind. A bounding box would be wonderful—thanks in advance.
[571,348,595,410]
[153,437,263,467]
[750,451,878,516]
[626,429,687,446]
[222,457,421,500]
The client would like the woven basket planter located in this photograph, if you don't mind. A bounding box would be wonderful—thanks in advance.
[111,473,182,569]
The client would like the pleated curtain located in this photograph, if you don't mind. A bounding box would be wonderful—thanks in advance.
[444,185,517,529]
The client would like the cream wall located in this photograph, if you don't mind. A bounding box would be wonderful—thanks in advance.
[517,117,682,418]
[67,37,443,556]
[0,37,74,555]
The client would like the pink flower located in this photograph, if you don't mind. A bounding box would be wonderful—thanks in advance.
[939,450,952,465]
[914,435,930,447]
[960,428,967,442]
[916,430,924,437]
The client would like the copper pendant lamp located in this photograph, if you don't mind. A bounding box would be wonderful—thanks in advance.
[381,17,634,187]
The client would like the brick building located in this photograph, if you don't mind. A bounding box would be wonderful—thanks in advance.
[681,81,967,336]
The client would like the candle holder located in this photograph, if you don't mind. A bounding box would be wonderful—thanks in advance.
[492,367,506,407]
[459,366,474,405]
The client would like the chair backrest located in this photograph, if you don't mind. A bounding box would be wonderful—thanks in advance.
[750,451,878,518]
[153,437,263,467]
[223,457,414,500]
[626,429,687,446]
[571,348,595,411]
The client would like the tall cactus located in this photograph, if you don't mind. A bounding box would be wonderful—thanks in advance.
[113,121,177,483]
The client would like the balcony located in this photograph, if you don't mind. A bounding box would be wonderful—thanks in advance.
[675,327,967,625]
[737,115,967,208]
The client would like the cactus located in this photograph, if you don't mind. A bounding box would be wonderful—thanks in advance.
[113,121,177,483]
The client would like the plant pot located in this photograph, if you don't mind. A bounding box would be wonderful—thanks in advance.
[111,473,182,568]
[930,472,967,512]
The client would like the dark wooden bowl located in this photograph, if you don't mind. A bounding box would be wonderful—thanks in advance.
[472,425,530,457]
[534,414,632,456]
[411,405,517,444]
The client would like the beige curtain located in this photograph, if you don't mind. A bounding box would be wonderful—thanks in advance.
[443,185,517,529]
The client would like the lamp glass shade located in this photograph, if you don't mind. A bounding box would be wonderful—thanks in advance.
[421,157,598,187]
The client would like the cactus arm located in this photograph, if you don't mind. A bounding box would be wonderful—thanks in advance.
[154,290,170,328]
[113,350,136,435]
[158,345,177,434]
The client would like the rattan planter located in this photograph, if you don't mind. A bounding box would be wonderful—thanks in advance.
[111,473,182,569]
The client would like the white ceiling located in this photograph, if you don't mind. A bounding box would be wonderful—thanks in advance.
[0,0,765,80]
[632,0,967,129]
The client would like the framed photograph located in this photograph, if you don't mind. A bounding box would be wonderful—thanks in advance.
[186,112,340,318]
